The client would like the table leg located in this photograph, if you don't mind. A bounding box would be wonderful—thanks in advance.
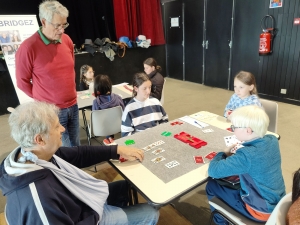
[81,109,90,145]
[126,182,139,205]
[127,182,133,206]
[132,188,139,204]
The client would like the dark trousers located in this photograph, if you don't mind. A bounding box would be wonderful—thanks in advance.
[206,179,263,225]
[107,180,129,208]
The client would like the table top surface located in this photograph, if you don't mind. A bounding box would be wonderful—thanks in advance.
[110,111,280,207]
[77,83,133,109]
[189,111,279,138]
[109,112,231,206]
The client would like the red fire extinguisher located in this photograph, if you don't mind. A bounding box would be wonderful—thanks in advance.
[259,15,276,55]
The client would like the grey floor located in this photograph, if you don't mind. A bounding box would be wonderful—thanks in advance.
[0,78,299,224]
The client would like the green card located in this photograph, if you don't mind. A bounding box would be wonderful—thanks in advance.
[161,131,172,137]
[125,139,135,145]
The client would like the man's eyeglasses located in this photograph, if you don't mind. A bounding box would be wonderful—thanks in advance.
[230,125,246,132]
[46,20,69,30]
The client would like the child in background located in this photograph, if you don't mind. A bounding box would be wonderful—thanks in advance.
[143,58,164,100]
[79,64,94,91]
[206,105,285,224]
[92,74,125,145]
[121,73,168,137]
[224,71,262,118]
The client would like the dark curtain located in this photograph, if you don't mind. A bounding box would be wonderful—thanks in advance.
[0,0,116,47]
[113,0,165,45]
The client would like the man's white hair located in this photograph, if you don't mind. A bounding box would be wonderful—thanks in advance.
[9,101,59,150]
[39,0,69,22]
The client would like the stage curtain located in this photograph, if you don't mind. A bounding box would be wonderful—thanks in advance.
[113,0,165,45]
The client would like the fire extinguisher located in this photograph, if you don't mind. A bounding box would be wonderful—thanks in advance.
[259,15,276,55]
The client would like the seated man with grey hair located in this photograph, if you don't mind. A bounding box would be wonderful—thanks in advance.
[0,101,159,225]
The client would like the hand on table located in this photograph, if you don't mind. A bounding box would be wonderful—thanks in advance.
[117,146,144,162]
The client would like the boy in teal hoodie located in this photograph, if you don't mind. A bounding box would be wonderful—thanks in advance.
[206,105,285,224]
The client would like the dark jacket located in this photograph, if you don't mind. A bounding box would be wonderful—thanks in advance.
[79,81,89,91]
[147,70,164,100]
[0,145,118,225]
[92,93,125,111]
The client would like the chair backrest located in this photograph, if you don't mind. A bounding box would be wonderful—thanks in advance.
[265,192,292,225]
[90,106,123,137]
[4,204,9,225]
[160,78,166,106]
[260,99,278,133]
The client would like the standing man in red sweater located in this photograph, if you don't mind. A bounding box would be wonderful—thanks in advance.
[15,0,79,147]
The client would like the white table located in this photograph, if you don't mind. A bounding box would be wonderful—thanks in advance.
[189,111,279,139]
[77,83,133,110]
[109,111,280,208]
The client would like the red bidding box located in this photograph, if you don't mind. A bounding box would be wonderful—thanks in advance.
[174,132,207,149]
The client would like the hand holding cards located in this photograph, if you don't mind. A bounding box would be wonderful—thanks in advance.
[224,135,244,153]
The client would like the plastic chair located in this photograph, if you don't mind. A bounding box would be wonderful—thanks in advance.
[89,106,123,171]
[208,192,292,225]
[160,79,166,106]
[260,99,278,133]
[89,106,123,143]
[4,204,9,225]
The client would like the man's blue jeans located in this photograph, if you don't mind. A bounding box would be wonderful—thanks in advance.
[58,104,80,147]
[100,180,159,225]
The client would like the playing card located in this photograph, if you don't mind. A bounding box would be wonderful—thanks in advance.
[194,156,205,164]
[230,143,244,153]
[142,145,153,152]
[151,156,166,163]
[154,140,165,146]
[165,160,180,168]
[142,140,165,151]
[202,128,214,133]
[152,148,165,155]
[205,152,217,160]
[224,135,242,147]
[80,95,90,99]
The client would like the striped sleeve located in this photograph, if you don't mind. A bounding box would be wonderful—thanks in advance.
[121,98,168,137]
[121,101,135,137]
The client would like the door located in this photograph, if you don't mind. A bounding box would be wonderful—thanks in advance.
[162,0,183,79]
[204,0,233,88]
[184,0,205,83]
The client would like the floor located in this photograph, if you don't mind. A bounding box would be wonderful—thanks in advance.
[0,78,299,225]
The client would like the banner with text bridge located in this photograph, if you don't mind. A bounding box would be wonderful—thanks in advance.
[0,15,39,104]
